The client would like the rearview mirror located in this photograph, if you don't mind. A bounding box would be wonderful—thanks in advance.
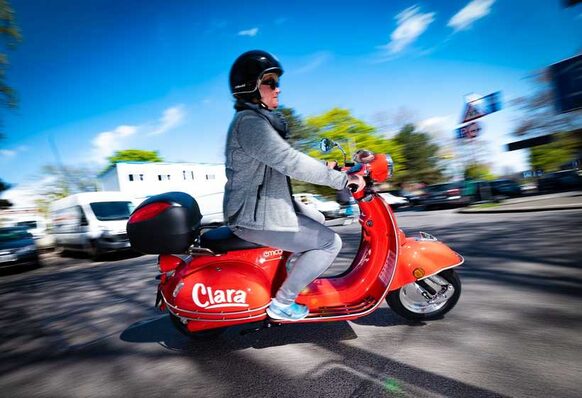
[319,138,336,153]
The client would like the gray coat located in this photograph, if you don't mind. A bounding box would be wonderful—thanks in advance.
[223,108,348,232]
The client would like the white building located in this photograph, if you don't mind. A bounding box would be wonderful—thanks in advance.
[98,162,227,224]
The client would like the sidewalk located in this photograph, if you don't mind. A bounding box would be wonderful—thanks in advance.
[458,191,582,213]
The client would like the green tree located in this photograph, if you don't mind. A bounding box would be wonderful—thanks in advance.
[393,124,443,184]
[305,108,402,163]
[34,165,99,216]
[286,107,402,195]
[104,149,163,173]
[0,0,20,134]
[464,163,495,181]
[0,0,21,208]
[529,132,579,172]
[279,106,317,152]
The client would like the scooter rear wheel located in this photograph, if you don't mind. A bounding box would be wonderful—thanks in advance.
[169,314,226,340]
[386,269,461,321]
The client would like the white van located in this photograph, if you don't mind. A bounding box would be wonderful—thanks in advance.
[49,192,137,259]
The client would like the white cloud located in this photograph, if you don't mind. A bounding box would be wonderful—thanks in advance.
[0,149,17,157]
[385,5,436,54]
[238,27,258,37]
[91,125,138,164]
[90,105,186,164]
[0,145,29,158]
[148,105,185,136]
[448,0,495,32]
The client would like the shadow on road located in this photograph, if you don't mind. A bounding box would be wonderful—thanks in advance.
[118,315,504,397]
[402,213,582,299]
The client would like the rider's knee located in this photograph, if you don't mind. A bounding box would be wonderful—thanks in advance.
[325,233,342,255]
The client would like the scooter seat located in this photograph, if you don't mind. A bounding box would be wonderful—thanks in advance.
[200,226,265,253]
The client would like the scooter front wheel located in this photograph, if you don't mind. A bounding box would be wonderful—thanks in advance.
[386,269,461,321]
[169,314,226,340]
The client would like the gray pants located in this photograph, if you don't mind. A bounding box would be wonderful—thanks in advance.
[232,201,342,305]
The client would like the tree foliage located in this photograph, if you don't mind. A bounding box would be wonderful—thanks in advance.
[305,108,402,164]
[104,149,163,173]
[0,0,21,135]
[278,106,316,152]
[464,163,495,181]
[0,0,20,203]
[34,165,99,216]
[282,107,403,195]
[393,123,443,184]
[529,132,580,172]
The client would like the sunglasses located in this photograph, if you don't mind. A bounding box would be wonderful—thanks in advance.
[260,79,280,90]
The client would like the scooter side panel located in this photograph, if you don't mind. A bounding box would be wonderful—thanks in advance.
[160,247,288,332]
[389,238,463,291]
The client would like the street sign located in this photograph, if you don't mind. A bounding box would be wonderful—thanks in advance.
[456,122,481,140]
[550,54,582,113]
[461,91,502,123]
[461,103,484,123]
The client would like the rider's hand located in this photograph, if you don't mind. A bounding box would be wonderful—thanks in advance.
[325,160,338,170]
[346,174,366,193]
[353,149,375,164]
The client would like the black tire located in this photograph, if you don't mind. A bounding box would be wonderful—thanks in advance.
[55,244,69,257]
[387,269,461,321]
[88,241,102,261]
[169,313,226,341]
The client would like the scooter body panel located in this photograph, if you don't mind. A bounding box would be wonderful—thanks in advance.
[389,237,464,291]
[161,248,288,331]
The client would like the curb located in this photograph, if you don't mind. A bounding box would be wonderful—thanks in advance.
[458,203,582,213]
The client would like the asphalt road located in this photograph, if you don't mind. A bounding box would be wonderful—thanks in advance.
[1,208,581,397]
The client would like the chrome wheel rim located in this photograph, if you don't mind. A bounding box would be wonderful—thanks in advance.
[399,275,455,314]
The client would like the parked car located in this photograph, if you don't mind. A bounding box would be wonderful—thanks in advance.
[537,170,582,193]
[379,192,410,209]
[490,179,522,198]
[0,226,40,270]
[293,193,341,219]
[397,188,427,207]
[191,191,225,225]
[421,181,474,209]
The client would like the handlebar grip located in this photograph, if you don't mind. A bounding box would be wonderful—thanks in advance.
[347,183,358,193]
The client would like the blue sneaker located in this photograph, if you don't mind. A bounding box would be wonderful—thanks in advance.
[266,299,309,321]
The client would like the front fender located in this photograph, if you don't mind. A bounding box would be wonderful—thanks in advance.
[390,235,464,291]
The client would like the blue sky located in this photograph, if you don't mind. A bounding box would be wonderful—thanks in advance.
[1,0,581,193]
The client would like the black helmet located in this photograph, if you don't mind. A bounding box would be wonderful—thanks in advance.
[229,50,283,98]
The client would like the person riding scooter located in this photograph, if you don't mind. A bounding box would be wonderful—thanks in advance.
[224,50,365,321]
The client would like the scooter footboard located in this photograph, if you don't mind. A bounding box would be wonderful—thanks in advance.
[389,234,464,291]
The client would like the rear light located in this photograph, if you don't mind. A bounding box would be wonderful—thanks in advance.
[447,188,460,196]
[158,254,183,273]
[128,202,172,224]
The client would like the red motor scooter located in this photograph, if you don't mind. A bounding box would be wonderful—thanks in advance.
[127,140,463,338]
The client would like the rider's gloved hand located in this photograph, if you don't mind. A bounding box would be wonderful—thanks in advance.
[325,160,338,170]
[346,174,366,193]
[353,149,375,164]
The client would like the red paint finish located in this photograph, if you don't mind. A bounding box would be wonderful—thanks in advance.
[155,192,461,332]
